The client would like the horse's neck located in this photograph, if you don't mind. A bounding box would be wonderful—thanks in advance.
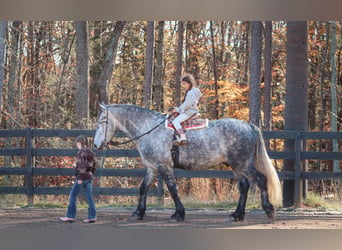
[114,107,161,138]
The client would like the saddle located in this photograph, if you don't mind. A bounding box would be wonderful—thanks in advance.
[165,112,209,131]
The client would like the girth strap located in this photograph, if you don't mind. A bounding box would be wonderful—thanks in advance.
[171,132,179,168]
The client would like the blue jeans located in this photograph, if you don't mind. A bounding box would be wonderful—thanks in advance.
[66,179,96,219]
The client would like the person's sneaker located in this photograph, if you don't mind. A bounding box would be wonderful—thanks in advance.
[83,219,96,223]
[60,217,74,223]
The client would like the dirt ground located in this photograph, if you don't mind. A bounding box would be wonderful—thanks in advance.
[1,207,342,229]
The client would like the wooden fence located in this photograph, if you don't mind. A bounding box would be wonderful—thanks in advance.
[1,128,342,207]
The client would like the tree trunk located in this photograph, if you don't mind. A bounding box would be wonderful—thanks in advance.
[243,21,250,84]
[175,21,184,106]
[330,21,339,173]
[283,21,308,207]
[7,21,21,125]
[0,21,6,110]
[249,21,263,126]
[263,21,272,133]
[143,21,154,109]
[75,21,89,127]
[27,21,38,127]
[185,21,201,80]
[52,27,75,128]
[4,21,21,170]
[98,21,126,105]
[210,21,219,119]
[153,21,164,112]
[0,21,7,169]
[89,21,106,117]
[219,21,228,81]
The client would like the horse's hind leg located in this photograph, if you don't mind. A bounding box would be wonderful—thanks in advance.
[254,170,276,221]
[158,166,185,222]
[132,167,156,220]
[230,177,250,222]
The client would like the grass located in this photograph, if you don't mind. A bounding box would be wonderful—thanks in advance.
[1,192,342,211]
[303,192,342,210]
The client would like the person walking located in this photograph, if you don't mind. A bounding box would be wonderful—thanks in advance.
[60,135,97,223]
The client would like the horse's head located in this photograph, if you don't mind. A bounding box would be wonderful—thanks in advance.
[94,104,117,149]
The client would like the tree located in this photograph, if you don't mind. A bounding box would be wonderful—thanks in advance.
[249,21,263,126]
[210,21,219,119]
[263,21,272,133]
[0,21,6,110]
[185,22,202,79]
[283,21,308,207]
[330,21,338,173]
[0,21,7,169]
[52,22,75,128]
[7,21,22,128]
[98,21,126,105]
[153,21,165,111]
[175,21,184,106]
[144,21,154,109]
[89,21,105,117]
[75,21,89,126]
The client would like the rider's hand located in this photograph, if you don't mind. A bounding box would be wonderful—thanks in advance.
[168,107,175,114]
[77,180,83,184]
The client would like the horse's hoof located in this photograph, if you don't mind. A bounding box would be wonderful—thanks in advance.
[224,216,235,223]
[170,213,185,222]
[266,209,276,222]
[230,213,245,222]
[131,211,144,220]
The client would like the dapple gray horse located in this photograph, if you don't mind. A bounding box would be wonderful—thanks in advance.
[94,104,282,222]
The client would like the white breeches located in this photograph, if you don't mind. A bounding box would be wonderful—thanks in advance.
[172,113,192,130]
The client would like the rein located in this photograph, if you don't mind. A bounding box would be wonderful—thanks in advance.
[96,107,110,182]
[105,108,171,147]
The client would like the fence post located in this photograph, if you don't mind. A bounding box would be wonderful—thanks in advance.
[25,127,34,206]
[294,131,303,208]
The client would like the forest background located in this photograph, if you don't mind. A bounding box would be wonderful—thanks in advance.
[0,21,341,208]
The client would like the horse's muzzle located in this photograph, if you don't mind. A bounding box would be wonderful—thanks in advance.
[94,143,104,150]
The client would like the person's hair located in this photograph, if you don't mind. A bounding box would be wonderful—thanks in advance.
[181,73,196,89]
[76,135,88,148]
[181,73,197,104]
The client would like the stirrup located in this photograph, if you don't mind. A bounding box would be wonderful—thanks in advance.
[179,139,188,145]
[173,137,187,146]
[173,137,182,146]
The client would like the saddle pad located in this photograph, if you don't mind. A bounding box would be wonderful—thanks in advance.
[165,117,209,131]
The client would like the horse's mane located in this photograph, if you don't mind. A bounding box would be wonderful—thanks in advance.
[107,104,165,119]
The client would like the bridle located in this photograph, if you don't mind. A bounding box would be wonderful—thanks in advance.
[100,106,171,147]
[102,106,110,148]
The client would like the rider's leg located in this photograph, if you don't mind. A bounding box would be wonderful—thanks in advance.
[172,113,190,142]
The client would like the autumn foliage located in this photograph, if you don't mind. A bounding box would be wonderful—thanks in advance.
[0,21,341,205]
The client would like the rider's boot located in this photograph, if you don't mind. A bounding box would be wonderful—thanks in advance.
[174,128,187,145]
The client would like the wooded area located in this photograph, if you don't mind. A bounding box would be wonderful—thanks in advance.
[0,21,340,129]
[0,21,341,206]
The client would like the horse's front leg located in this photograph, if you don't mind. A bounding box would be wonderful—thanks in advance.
[230,177,250,222]
[159,165,185,222]
[132,167,156,220]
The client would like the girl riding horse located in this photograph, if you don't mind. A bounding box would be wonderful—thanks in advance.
[169,73,202,145]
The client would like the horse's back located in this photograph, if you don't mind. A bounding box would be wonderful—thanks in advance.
[193,118,255,140]
[177,118,256,170]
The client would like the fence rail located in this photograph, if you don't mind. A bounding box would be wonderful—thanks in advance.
[0,128,341,207]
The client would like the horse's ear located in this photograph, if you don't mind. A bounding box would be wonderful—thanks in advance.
[99,103,107,113]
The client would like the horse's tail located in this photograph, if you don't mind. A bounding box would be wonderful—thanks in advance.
[252,124,283,208]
